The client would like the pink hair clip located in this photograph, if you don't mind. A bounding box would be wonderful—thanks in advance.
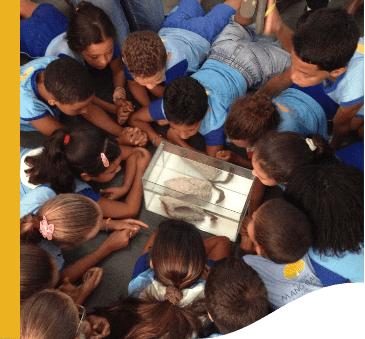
[100,153,109,167]
[39,216,54,241]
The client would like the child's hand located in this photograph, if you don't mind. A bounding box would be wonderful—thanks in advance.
[117,127,148,147]
[134,147,152,172]
[117,100,134,125]
[239,216,256,255]
[104,229,138,252]
[100,186,129,200]
[216,150,237,162]
[83,315,110,339]
[113,87,126,103]
[108,218,149,232]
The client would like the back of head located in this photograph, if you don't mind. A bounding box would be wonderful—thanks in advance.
[25,122,121,193]
[225,93,281,146]
[122,31,166,78]
[20,289,79,339]
[254,131,336,183]
[293,7,360,72]
[44,57,95,104]
[126,220,207,339]
[20,244,57,305]
[205,257,269,334]
[254,199,313,264]
[20,193,102,248]
[66,1,117,53]
[163,76,208,125]
[284,162,364,256]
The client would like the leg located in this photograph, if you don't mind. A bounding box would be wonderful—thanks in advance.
[346,0,364,16]
[20,0,39,18]
[204,236,232,261]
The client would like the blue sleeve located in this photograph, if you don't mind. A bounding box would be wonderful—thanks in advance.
[123,64,135,81]
[149,98,166,121]
[165,59,189,85]
[112,42,120,61]
[132,252,151,279]
[20,185,57,218]
[309,258,349,287]
[204,126,225,146]
[79,188,101,202]
[128,268,155,297]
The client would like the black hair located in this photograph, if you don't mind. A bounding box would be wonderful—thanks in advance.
[44,57,95,104]
[254,199,313,264]
[284,162,364,256]
[205,257,269,334]
[66,1,117,53]
[25,122,121,194]
[254,131,336,183]
[163,76,208,125]
[293,7,360,72]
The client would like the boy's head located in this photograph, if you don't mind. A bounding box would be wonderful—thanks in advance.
[225,93,281,148]
[205,257,269,335]
[44,58,95,115]
[247,199,312,264]
[122,31,170,90]
[163,76,209,139]
[291,7,360,87]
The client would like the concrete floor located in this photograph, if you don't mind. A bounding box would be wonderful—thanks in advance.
[20,0,363,314]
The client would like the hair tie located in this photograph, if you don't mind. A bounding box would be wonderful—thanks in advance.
[39,216,54,241]
[64,134,70,145]
[305,138,317,151]
[164,285,183,305]
[100,153,109,167]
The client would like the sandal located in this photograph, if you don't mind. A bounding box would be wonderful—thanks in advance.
[255,0,270,35]
[240,0,258,19]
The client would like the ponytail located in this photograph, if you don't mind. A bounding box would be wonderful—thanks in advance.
[25,123,121,194]
[254,131,336,183]
[20,194,102,248]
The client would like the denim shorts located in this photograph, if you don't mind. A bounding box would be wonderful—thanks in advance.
[209,19,291,89]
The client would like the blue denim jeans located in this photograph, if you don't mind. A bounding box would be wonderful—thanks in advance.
[71,0,165,49]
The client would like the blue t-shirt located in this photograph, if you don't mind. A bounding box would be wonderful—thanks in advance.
[321,38,364,117]
[149,59,247,146]
[20,56,61,131]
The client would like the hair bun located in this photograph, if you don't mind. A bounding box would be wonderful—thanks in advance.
[164,285,183,305]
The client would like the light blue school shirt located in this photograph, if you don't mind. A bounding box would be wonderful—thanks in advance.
[20,56,60,131]
[321,37,364,117]
[149,59,247,146]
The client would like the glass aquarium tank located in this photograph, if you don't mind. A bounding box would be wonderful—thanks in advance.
[142,142,255,241]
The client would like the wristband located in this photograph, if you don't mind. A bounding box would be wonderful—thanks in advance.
[152,134,162,146]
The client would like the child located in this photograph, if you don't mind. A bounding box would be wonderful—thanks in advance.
[261,1,363,150]
[239,131,336,253]
[217,83,339,168]
[204,257,269,337]
[20,56,146,146]
[20,122,151,219]
[127,219,232,339]
[122,0,247,107]
[21,1,133,125]
[129,15,291,157]
[242,198,324,310]
[20,289,110,339]
[20,243,103,306]
[285,162,364,284]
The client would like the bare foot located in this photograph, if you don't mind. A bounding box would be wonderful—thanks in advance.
[262,0,285,36]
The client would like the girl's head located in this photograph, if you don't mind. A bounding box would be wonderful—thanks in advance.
[20,194,102,248]
[284,162,364,256]
[247,199,312,264]
[20,289,81,339]
[66,1,117,69]
[126,220,207,339]
[20,243,60,304]
[252,131,335,186]
[25,122,122,193]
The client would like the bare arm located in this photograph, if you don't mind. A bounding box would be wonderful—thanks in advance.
[148,84,165,98]
[128,80,151,107]
[29,115,64,136]
[256,66,293,99]
[129,105,161,142]
[110,57,126,90]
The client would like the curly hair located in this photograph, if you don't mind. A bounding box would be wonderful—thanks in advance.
[225,93,281,146]
[122,31,167,78]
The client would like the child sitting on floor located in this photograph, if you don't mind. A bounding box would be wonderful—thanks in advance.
[20,56,146,146]
[242,198,324,310]
[204,257,269,337]
[129,12,291,157]
[121,0,247,107]
[20,122,151,219]
[127,219,231,339]
[261,1,363,150]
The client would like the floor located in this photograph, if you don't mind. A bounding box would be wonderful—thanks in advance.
[20,0,363,313]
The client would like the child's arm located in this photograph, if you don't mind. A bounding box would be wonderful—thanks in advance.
[147,84,165,99]
[330,102,364,150]
[109,57,127,100]
[96,148,152,219]
[256,66,293,99]
[29,115,64,136]
[128,80,152,107]
[216,150,253,169]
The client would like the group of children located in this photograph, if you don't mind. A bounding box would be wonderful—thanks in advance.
[20,0,364,338]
